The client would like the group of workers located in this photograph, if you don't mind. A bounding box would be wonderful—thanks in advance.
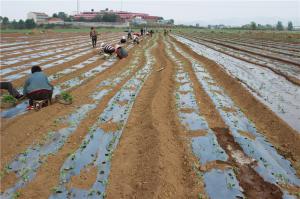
[0,27,156,111]
[1,65,53,110]
[89,27,156,59]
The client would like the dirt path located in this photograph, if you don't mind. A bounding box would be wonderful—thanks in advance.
[106,35,200,198]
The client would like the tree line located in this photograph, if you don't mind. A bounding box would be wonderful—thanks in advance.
[0,16,37,29]
[243,21,294,31]
[75,13,120,22]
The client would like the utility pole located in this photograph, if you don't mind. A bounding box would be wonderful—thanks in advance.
[77,0,79,14]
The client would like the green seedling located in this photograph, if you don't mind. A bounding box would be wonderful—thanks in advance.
[60,91,73,103]
[12,192,20,199]
[227,182,236,189]
[198,193,203,199]
[1,94,17,104]
[51,186,63,194]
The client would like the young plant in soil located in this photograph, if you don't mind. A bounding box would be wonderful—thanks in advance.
[60,91,73,103]
[1,94,17,104]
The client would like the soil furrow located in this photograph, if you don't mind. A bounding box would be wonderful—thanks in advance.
[106,35,199,198]
[14,36,152,199]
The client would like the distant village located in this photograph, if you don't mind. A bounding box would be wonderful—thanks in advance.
[27,8,174,27]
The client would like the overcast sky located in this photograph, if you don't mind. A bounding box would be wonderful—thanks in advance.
[1,0,299,26]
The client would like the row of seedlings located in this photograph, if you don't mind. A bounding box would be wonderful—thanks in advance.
[171,38,300,198]
[165,39,244,199]
[49,40,158,199]
[1,43,133,119]
[0,41,146,199]
[173,35,300,133]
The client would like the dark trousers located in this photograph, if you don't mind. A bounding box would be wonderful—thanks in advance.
[104,48,115,55]
[0,82,20,97]
[27,90,52,106]
[92,36,97,48]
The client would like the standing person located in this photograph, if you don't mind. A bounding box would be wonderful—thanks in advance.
[0,82,23,99]
[90,27,98,48]
[127,28,132,40]
[140,28,144,36]
[100,43,115,55]
[23,65,53,110]
[150,29,154,37]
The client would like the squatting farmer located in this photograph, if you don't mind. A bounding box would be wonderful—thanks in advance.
[23,65,53,110]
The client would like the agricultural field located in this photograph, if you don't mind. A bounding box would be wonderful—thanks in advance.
[0,30,300,199]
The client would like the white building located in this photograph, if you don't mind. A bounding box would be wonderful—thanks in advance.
[27,12,49,24]
[131,16,147,25]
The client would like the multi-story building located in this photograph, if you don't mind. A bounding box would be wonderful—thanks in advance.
[27,12,49,24]
[73,9,160,23]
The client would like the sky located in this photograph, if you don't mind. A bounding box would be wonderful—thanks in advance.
[1,0,299,26]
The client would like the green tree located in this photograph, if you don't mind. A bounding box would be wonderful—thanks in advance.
[250,21,257,30]
[78,17,86,22]
[25,19,36,29]
[18,19,25,29]
[52,13,58,18]
[57,12,68,21]
[168,19,174,25]
[287,21,293,31]
[102,13,119,22]
[11,20,18,29]
[2,17,9,25]
[91,14,102,22]
[276,21,284,31]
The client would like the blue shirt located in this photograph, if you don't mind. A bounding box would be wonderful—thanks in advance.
[23,72,53,95]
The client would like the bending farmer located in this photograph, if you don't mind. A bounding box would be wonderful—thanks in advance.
[0,82,23,99]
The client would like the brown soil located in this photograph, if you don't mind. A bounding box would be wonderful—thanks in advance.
[168,39,283,198]
[13,35,149,199]
[171,36,300,176]
[99,120,121,133]
[66,165,98,190]
[1,32,299,199]
[106,36,202,198]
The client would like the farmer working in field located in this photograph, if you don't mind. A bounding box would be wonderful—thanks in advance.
[23,65,53,110]
[120,36,127,44]
[132,34,140,45]
[90,27,98,48]
[100,43,116,55]
[115,44,128,59]
[0,82,23,99]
